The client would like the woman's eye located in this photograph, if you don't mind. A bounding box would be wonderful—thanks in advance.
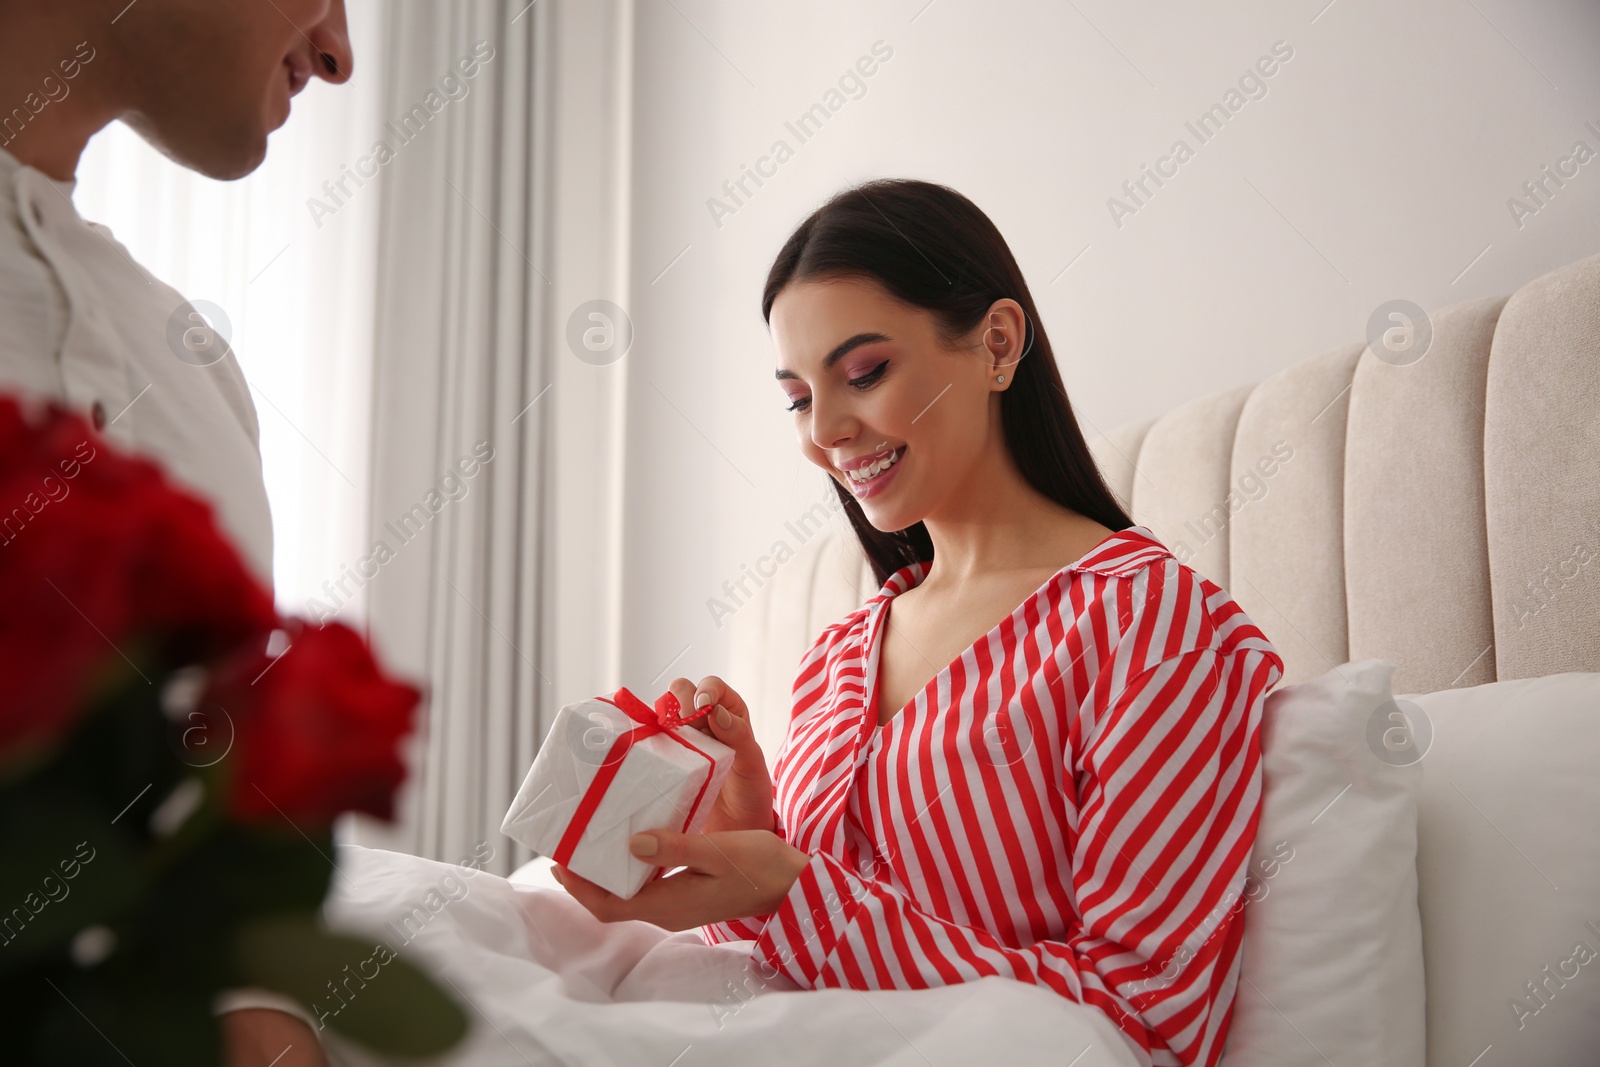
[849,360,889,388]
[785,360,888,414]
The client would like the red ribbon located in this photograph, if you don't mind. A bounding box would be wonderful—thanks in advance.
[549,686,719,874]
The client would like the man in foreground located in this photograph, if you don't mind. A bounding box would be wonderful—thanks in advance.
[0,1,354,1063]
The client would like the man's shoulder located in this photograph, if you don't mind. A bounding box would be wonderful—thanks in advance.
[5,191,263,449]
[0,199,71,397]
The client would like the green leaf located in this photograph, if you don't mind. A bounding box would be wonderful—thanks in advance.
[233,914,469,1056]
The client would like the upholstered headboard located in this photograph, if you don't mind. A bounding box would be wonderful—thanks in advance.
[730,252,1600,765]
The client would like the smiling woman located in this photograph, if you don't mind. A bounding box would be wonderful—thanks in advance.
[691,178,1288,1067]
[766,178,1131,587]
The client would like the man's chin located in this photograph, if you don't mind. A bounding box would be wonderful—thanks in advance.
[120,113,270,182]
[199,140,271,182]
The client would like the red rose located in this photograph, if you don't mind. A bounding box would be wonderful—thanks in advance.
[0,396,277,760]
[210,619,422,826]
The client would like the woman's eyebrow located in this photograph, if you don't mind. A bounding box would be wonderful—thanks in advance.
[775,332,892,380]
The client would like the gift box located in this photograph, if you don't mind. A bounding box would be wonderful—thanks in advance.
[500,686,734,899]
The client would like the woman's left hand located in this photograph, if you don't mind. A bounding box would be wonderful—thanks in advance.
[551,828,810,931]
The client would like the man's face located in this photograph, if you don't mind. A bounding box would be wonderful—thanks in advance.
[114,0,353,180]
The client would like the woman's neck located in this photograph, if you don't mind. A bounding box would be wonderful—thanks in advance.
[917,470,1108,592]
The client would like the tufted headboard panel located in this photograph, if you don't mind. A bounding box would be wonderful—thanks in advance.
[730,253,1600,762]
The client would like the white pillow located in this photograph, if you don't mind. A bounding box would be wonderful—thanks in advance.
[1220,659,1427,1066]
[1400,671,1600,1067]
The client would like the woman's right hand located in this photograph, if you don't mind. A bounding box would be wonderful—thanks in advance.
[663,675,776,835]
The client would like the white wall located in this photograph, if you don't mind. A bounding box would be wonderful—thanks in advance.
[610,0,1600,703]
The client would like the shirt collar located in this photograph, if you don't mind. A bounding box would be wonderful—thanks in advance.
[0,143,79,199]
[871,524,1171,602]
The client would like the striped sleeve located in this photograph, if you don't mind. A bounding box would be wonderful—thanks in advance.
[750,646,1280,1067]
[697,617,846,948]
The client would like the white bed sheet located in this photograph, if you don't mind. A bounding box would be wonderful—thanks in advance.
[316,844,1145,1067]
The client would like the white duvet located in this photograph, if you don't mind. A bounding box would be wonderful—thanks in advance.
[315,844,1145,1067]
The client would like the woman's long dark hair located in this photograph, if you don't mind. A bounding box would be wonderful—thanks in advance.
[763,178,1134,587]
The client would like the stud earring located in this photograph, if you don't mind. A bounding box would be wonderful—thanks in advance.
[996,374,1006,383]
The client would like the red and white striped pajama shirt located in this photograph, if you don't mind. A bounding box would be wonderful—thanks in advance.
[700,525,1285,1067]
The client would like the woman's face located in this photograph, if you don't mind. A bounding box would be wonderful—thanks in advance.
[771,276,1012,533]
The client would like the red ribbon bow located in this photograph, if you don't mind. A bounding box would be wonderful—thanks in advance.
[653,687,713,728]
[549,686,718,874]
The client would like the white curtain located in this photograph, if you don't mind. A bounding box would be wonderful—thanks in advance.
[348,0,637,875]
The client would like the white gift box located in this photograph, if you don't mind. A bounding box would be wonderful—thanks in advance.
[500,688,734,899]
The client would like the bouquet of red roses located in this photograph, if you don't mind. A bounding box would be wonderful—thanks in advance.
[0,396,465,1064]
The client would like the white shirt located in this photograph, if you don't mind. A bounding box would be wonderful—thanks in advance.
[1,145,303,1024]
[0,145,273,585]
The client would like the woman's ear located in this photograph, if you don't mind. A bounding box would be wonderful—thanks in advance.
[978,298,1029,381]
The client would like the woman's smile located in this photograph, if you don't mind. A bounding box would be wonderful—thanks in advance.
[841,444,907,499]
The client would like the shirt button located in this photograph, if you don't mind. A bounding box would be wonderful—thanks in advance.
[91,401,107,430]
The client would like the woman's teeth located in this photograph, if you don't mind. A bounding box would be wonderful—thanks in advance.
[846,446,904,484]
